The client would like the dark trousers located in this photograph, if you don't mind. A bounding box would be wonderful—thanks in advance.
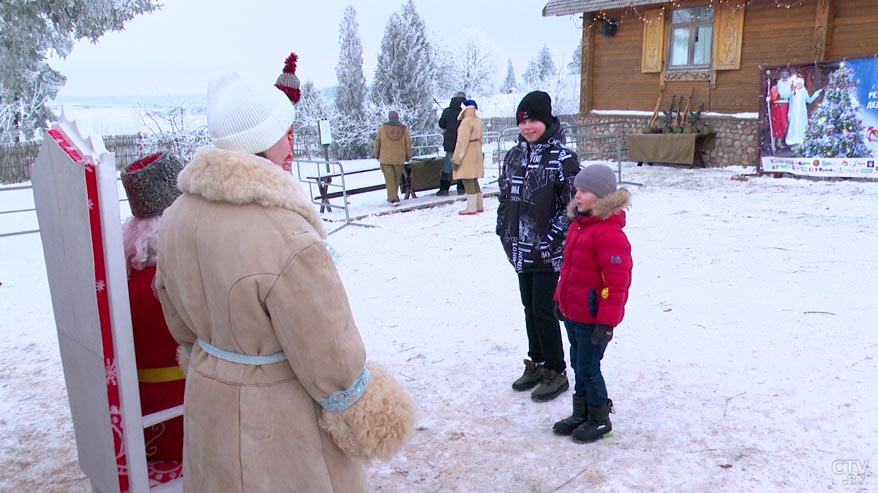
[564,320,609,408]
[517,271,565,373]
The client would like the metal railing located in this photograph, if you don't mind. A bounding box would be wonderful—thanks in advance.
[565,122,640,187]
[294,159,379,235]
[1,181,133,239]
[411,133,443,158]
[0,183,40,238]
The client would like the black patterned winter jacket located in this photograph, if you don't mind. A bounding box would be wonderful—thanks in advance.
[496,120,581,273]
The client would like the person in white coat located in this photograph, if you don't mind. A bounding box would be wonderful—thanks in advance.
[785,76,822,147]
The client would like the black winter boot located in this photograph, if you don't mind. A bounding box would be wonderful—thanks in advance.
[435,172,451,196]
[571,399,614,443]
[456,180,465,195]
[553,394,587,435]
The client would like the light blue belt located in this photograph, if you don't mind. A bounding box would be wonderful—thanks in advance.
[197,338,287,365]
[197,338,368,413]
[316,367,371,413]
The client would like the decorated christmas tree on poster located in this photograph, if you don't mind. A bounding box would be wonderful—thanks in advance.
[801,64,872,158]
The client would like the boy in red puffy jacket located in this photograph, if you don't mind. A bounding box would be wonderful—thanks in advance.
[552,164,632,443]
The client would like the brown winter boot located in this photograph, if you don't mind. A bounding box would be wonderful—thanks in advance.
[512,360,543,391]
[531,368,569,402]
[553,394,587,435]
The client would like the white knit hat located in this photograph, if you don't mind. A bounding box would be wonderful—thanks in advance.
[207,70,296,154]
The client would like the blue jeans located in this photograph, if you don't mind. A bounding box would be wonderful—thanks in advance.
[564,320,609,408]
[443,152,453,174]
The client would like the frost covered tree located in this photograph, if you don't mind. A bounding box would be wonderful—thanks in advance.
[568,40,582,76]
[371,0,436,134]
[801,65,872,158]
[455,29,498,97]
[523,45,557,89]
[138,101,209,164]
[431,43,459,99]
[295,80,348,159]
[0,0,161,143]
[502,59,517,93]
[333,5,371,159]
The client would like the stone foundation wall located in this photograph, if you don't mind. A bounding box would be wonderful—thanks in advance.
[575,113,760,167]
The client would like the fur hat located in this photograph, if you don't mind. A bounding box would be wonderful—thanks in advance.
[574,164,617,197]
[121,152,184,218]
[275,52,301,104]
[516,90,553,127]
[388,110,400,122]
[453,91,466,98]
[462,99,478,110]
[207,69,295,154]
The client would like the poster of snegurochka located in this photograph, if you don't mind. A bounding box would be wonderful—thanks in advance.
[759,56,878,178]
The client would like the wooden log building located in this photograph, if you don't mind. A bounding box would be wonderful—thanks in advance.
[543,0,878,166]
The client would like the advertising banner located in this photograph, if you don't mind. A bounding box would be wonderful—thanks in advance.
[759,57,878,178]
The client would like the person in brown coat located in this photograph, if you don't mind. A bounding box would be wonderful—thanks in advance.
[451,99,485,215]
[155,70,414,493]
[373,110,413,205]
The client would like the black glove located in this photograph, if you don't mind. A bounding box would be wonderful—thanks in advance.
[591,324,614,345]
[553,301,565,322]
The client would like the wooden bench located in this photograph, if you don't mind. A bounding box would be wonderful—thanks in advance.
[306,157,446,211]
[307,166,380,211]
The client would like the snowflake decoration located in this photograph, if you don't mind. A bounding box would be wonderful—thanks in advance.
[105,357,119,387]
[96,279,106,292]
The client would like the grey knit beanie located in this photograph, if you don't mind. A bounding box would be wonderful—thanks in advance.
[121,152,185,218]
[574,164,617,197]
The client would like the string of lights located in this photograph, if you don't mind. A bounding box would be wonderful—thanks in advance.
[582,0,805,32]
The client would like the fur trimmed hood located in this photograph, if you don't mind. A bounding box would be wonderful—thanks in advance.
[567,188,631,220]
[178,147,325,238]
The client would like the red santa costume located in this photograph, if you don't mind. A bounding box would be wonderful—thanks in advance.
[120,152,186,460]
[769,85,789,140]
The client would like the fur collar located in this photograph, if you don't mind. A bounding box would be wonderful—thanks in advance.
[457,105,477,121]
[178,147,326,238]
[566,188,631,220]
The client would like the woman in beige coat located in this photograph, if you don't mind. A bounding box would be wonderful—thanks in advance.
[155,70,413,493]
[451,100,485,215]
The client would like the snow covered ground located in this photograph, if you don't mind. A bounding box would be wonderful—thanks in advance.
[1,162,876,492]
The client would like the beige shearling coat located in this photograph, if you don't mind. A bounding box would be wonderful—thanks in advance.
[155,148,393,492]
[451,105,484,180]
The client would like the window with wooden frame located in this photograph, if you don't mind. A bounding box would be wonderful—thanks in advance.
[640,3,743,85]
[667,5,715,72]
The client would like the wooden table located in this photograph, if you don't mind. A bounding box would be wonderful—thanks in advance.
[626,132,716,167]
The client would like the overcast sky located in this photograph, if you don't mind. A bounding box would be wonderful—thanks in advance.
[50,0,583,98]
